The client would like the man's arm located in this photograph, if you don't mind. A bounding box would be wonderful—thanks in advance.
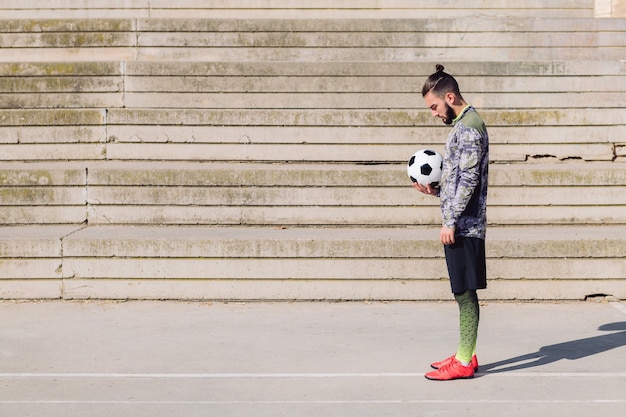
[442,129,482,229]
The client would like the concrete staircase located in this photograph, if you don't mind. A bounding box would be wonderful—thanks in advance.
[0,2,624,301]
[0,0,603,19]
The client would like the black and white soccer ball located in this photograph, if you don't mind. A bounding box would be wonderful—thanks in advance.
[407,149,443,187]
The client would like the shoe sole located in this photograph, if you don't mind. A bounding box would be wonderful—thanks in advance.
[424,374,474,381]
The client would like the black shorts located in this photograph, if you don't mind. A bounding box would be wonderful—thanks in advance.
[444,236,487,294]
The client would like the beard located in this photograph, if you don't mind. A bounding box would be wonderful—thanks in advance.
[442,103,456,125]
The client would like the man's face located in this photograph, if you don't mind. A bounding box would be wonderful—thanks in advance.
[424,91,456,125]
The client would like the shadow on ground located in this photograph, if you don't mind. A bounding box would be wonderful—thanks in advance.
[480,321,626,374]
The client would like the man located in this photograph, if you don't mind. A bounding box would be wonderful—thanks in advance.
[414,64,489,380]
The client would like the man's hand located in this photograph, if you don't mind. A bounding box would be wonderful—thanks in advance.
[440,226,456,245]
[412,182,438,195]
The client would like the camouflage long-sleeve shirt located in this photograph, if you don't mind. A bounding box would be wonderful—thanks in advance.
[439,105,489,239]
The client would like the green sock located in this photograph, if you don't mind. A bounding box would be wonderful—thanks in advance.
[454,290,479,365]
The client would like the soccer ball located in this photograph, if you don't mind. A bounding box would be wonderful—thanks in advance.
[407,149,443,187]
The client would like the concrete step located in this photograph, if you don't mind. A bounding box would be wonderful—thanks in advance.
[2,60,625,110]
[1,122,622,160]
[0,1,597,19]
[6,60,625,78]
[133,30,624,50]
[104,108,621,163]
[107,125,625,146]
[0,61,626,103]
[1,18,624,62]
[0,224,623,300]
[1,106,621,162]
[132,46,626,63]
[5,80,625,110]
[0,62,123,109]
[1,161,624,226]
[106,106,626,126]
[124,60,626,77]
[84,204,625,227]
[6,90,624,110]
[84,161,626,226]
[0,141,615,164]
[103,143,616,164]
[105,108,626,128]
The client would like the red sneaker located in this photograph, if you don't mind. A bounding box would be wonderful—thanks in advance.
[425,358,475,380]
[431,354,478,372]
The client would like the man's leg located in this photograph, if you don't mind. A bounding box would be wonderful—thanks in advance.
[454,289,479,365]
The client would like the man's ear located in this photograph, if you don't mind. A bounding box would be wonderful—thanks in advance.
[444,92,456,105]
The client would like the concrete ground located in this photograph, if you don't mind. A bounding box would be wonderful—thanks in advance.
[0,299,625,417]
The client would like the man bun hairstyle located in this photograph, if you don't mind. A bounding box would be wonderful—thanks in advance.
[422,64,461,98]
